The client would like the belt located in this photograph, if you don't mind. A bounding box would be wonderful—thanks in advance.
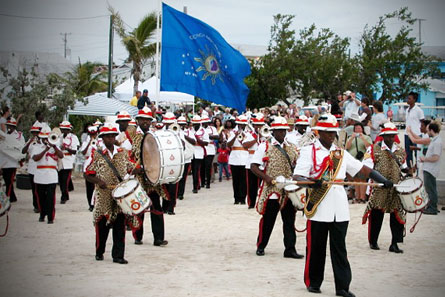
[232,147,247,151]
[37,165,57,170]
[248,150,255,155]
[64,153,72,156]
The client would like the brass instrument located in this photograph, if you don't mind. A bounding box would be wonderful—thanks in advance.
[91,139,97,147]
[48,128,62,146]
[169,123,180,133]
[260,124,271,139]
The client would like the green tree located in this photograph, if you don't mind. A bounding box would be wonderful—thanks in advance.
[110,6,158,95]
[355,7,440,102]
[64,61,107,98]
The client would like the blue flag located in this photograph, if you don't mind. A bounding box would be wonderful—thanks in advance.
[161,3,251,112]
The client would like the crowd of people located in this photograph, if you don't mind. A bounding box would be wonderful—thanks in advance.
[0,89,443,297]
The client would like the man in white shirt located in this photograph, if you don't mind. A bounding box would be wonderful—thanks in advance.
[22,125,42,212]
[404,92,424,168]
[293,114,393,297]
[200,116,218,189]
[190,115,209,193]
[115,110,133,151]
[286,115,310,146]
[339,91,360,121]
[58,121,79,204]
[251,116,303,259]
[227,115,249,204]
[33,127,64,223]
[1,118,25,203]
[177,116,195,200]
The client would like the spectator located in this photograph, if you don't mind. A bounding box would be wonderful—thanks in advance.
[404,92,424,168]
[339,91,360,121]
[130,91,141,107]
[217,142,230,182]
[387,106,393,122]
[420,122,442,215]
[137,89,151,109]
[360,97,372,130]
[406,119,431,180]
[370,101,387,141]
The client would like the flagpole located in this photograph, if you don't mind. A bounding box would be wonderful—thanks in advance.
[155,0,162,109]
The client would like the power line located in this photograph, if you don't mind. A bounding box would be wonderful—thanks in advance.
[0,13,109,20]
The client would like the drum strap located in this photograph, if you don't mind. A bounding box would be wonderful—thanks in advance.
[97,149,123,183]
[274,144,294,171]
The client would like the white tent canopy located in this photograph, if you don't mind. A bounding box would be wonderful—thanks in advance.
[113,76,194,104]
[67,93,138,117]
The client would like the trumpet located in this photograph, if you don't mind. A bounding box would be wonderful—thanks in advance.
[48,132,60,145]
[260,124,271,139]
[169,123,180,133]
[91,139,97,147]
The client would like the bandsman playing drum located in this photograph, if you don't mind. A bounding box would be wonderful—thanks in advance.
[85,123,138,264]
[293,114,394,297]
[362,122,410,253]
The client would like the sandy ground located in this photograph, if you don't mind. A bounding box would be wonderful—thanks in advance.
[0,176,444,297]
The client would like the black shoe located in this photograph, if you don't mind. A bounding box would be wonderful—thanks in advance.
[234,201,239,205]
[284,250,304,259]
[167,211,175,215]
[256,248,265,256]
[336,289,355,297]
[134,240,143,245]
[442,206,445,211]
[113,258,128,264]
[10,198,17,203]
[178,196,184,200]
[47,220,54,224]
[154,239,168,246]
[126,225,132,231]
[60,200,66,204]
[206,185,210,189]
[239,201,246,205]
[38,217,44,222]
[389,243,403,253]
[369,243,380,250]
[248,206,254,209]
[307,286,321,293]
[33,208,40,213]
[192,189,198,194]
[89,206,94,212]
[423,209,438,215]
[95,255,104,261]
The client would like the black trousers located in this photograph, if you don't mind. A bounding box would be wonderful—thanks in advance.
[162,183,177,212]
[36,183,57,221]
[58,169,72,201]
[3,168,17,202]
[95,213,125,259]
[191,158,203,191]
[29,174,38,209]
[256,199,296,251]
[133,191,164,242]
[177,163,191,198]
[85,179,95,207]
[247,169,259,208]
[368,209,404,245]
[304,220,351,292]
[230,165,246,203]
[200,155,214,187]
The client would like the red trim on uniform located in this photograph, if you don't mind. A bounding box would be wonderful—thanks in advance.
[246,170,251,206]
[257,217,264,248]
[95,220,100,252]
[37,165,57,170]
[394,210,406,225]
[315,122,339,129]
[304,220,312,288]
[35,185,42,213]
[51,188,56,221]
[66,170,72,197]
[85,170,96,175]
[7,169,15,197]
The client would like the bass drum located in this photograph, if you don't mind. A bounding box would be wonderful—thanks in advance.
[141,130,185,184]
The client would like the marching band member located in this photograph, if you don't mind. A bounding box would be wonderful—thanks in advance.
[250,116,303,259]
[200,115,218,189]
[227,115,248,204]
[32,126,64,224]
[85,123,137,264]
[190,115,209,194]
[177,116,194,200]
[22,125,42,212]
[129,107,169,246]
[115,110,132,151]
[58,121,79,204]
[162,112,179,214]
[80,125,102,211]
[2,118,25,203]
[293,114,393,297]
[242,113,265,209]
[362,122,409,253]
[286,115,310,147]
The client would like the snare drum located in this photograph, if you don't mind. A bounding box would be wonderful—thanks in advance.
[396,177,429,213]
[112,179,151,215]
[284,184,306,210]
[141,130,185,184]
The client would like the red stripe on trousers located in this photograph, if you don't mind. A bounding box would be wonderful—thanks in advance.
[304,220,312,288]
[246,170,251,206]
[95,221,100,252]
[7,169,15,196]
[51,189,56,220]
[66,170,72,196]
[35,186,42,212]
[257,217,264,248]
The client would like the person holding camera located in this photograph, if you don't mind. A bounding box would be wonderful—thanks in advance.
[339,91,360,121]
[345,123,372,203]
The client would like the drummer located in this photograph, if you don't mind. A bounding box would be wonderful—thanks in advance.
[128,106,169,246]
[362,122,410,254]
[84,123,138,264]
[250,116,303,259]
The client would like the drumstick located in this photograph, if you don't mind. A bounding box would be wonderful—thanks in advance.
[273,180,411,188]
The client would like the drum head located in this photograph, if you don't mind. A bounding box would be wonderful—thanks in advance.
[284,184,299,192]
[397,178,422,194]
[112,179,138,199]
[141,133,161,184]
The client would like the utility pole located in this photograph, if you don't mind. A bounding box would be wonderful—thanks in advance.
[60,32,71,58]
[417,18,426,44]
[107,15,114,98]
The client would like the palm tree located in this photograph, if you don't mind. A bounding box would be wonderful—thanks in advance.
[110,6,158,95]
[65,61,108,97]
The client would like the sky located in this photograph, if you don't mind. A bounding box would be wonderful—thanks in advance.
[0,0,444,64]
